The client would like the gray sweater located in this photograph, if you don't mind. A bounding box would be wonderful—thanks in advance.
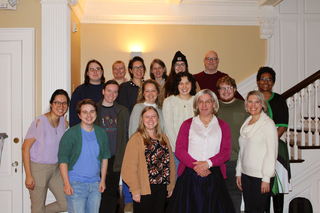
[129,103,166,138]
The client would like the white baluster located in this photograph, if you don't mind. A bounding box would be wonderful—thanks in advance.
[307,84,313,146]
[286,98,291,160]
[293,93,298,160]
[314,80,319,145]
[300,89,305,146]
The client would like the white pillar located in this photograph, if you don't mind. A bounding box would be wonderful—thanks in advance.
[41,0,72,113]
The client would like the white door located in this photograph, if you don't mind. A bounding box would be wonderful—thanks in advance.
[0,41,23,212]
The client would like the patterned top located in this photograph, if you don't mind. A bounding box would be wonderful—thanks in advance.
[145,138,170,185]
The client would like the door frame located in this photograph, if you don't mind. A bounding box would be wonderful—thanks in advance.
[0,28,35,212]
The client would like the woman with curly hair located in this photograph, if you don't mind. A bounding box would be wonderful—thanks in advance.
[162,72,197,172]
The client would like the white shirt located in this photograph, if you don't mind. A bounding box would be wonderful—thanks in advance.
[188,115,222,168]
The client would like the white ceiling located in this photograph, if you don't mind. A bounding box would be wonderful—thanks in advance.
[71,0,283,27]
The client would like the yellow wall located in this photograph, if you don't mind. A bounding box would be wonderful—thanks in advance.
[81,24,267,86]
[0,0,42,116]
[71,9,81,93]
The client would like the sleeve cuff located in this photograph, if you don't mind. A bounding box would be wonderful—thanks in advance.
[206,159,212,168]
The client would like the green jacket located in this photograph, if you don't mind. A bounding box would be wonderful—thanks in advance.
[94,100,129,172]
[58,123,111,171]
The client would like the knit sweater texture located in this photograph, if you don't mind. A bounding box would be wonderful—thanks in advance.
[58,123,111,171]
[121,132,176,196]
[236,111,278,183]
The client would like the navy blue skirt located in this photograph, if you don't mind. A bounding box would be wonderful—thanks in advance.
[166,166,235,213]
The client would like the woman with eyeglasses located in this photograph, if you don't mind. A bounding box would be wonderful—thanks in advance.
[162,72,197,173]
[166,89,235,213]
[256,67,291,213]
[150,58,168,87]
[116,56,146,212]
[162,51,200,98]
[69,59,106,127]
[116,56,146,114]
[22,89,70,213]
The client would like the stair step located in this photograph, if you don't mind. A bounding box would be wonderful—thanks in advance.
[289,140,320,149]
[289,158,305,163]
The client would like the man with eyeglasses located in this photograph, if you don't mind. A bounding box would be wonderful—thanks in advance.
[112,60,128,85]
[216,76,249,213]
[194,50,243,100]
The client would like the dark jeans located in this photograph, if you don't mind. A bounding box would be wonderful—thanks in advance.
[225,161,242,213]
[241,174,274,213]
[134,184,167,213]
[99,156,120,213]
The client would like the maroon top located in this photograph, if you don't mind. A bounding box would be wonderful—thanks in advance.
[194,71,244,100]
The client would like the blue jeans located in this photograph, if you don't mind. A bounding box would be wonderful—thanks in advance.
[66,181,101,213]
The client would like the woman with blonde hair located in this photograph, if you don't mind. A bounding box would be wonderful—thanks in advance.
[122,106,176,213]
[236,90,278,213]
[129,79,165,138]
[150,58,167,86]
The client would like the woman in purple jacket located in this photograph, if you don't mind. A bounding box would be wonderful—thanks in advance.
[166,89,235,213]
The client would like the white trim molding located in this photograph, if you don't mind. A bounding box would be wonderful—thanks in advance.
[0,27,35,213]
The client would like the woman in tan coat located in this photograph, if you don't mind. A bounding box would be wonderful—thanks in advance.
[121,106,176,213]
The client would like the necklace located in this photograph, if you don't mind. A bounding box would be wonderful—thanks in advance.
[50,113,58,135]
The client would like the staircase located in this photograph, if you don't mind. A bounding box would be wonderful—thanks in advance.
[281,70,320,212]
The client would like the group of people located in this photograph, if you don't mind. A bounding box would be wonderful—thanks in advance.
[22,50,291,213]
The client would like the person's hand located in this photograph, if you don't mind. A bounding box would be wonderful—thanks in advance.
[261,181,270,194]
[193,161,209,176]
[167,191,173,198]
[199,169,211,177]
[133,194,141,203]
[63,182,74,196]
[25,175,35,190]
[99,180,106,193]
[236,176,242,191]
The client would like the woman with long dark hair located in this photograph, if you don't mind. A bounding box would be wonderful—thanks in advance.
[70,59,105,127]
[22,89,70,213]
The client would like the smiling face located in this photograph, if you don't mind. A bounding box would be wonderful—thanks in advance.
[246,95,263,116]
[198,93,215,117]
[152,63,165,79]
[143,83,158,104]
[178,76,192,96]
[218,83,236,103]
[130,61,145,80]
[102,84,119,106]
[204,51,219,74]
[112,63,126,80]
[78,104,97,126]
[175,61,186,74]
[50,94,68,117]
[87,62,103,85]
[257,72,274,93]
[142,109,158,132]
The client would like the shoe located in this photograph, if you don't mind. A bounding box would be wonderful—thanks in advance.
[124,202,133,213]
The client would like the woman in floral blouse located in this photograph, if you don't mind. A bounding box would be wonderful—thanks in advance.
[121,106,176,213]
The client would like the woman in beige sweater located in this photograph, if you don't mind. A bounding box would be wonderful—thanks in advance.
[121,106,176,213]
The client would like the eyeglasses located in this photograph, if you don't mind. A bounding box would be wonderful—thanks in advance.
[219,86,234,91]
[53,101,68,107]
[205,57,218,62]
[132,66,144,71]
[260,77,273,82]
[175,63,185,68]
[198,100,213,105]
[113,67,124,71]
[89,67,101,72]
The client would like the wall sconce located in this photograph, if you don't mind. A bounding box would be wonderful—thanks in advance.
[131,51,142,59]
[72,22,78,33]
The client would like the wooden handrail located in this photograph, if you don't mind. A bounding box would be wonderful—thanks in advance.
[282,70,320,99]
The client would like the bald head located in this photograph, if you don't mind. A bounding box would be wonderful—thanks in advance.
[204,51,219,74]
